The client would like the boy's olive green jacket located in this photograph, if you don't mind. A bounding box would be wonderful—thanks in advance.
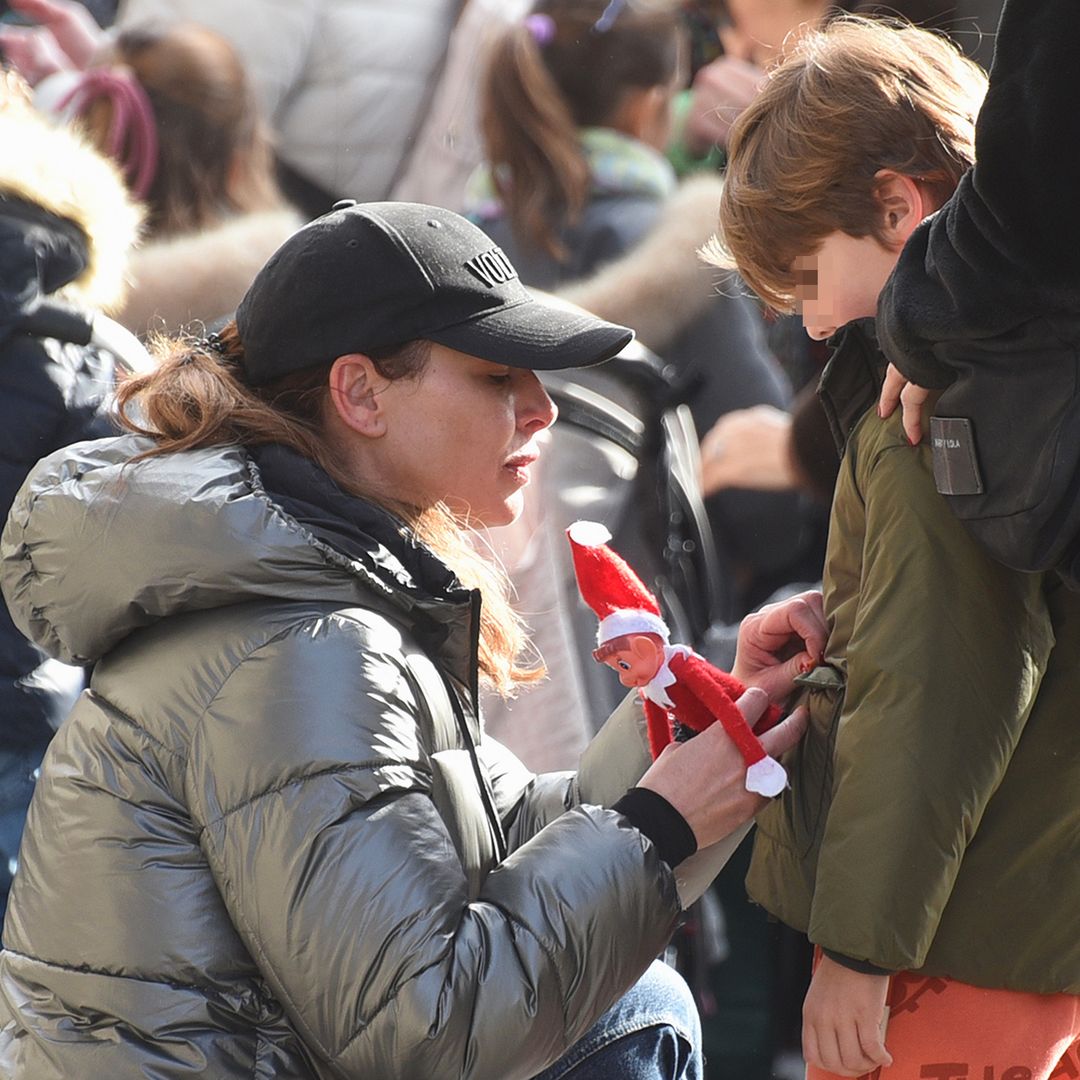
[748,321,1080,994]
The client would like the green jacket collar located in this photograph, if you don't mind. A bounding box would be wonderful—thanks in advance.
[818,318,888,457]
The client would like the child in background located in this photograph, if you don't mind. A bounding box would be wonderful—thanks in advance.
[0,12,299,335]
[708,10,1080,1078]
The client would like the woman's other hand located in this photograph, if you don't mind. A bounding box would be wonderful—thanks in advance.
[878,362,931,446]
[7,0,103,69]
[700,404,797,495]
[638,689,808,848]
[731,590,825,704]
[803,956,893,1077]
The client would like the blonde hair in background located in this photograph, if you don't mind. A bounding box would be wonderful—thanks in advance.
[703,15,987,312]
[114,326,545,697]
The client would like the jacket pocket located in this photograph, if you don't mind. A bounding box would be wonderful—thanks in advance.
[753,665,843,859]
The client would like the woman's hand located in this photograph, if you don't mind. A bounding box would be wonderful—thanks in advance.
[878,363,931,446]
[6,0,103,68]
[731,590,826,704]
[700,405,797,496]
[803,956,893,1077]
[638,689,808,848]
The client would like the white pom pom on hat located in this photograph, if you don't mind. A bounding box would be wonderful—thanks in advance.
[567,520,612,546]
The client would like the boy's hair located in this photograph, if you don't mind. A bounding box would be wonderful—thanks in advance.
[704,16,987,312]
[481,0,682,260]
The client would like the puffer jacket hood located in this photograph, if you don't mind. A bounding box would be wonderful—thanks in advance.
[0,93,141,318]
[1,436,476,682]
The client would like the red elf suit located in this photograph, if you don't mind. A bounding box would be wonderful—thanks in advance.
[567,521,787,797]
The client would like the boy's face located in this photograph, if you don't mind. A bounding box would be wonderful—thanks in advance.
[793,230,903,341]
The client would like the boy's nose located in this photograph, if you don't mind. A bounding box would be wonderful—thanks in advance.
[804,321,835,342]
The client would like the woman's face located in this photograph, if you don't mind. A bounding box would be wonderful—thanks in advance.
[372,344,558,526]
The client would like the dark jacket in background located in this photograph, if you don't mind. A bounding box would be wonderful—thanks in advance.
[878,0,1080,584]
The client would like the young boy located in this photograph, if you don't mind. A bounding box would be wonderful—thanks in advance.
[708,8,1080,1079]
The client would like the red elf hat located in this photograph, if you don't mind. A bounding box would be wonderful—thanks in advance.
[566,520,670,646]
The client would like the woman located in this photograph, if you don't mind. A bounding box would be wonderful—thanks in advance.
[0,202,820,1079]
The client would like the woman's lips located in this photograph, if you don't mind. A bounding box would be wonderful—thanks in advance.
[503,451,538,484]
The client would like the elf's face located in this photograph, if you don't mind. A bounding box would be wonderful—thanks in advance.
[603,635,665,687]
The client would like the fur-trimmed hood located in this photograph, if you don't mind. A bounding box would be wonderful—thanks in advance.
[0,101,141,315]
[560,174,731,354]
[118,206,302,336]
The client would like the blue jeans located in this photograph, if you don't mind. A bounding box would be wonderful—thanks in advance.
[0,745,46,927]
[531,960,703,1080]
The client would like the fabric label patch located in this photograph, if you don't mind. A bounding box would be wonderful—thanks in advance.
[930,417,984,496]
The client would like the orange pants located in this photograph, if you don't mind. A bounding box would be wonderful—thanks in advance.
[806,970,1080,1080]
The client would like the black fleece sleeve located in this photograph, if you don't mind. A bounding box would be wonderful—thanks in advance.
[613,787,698,869]
[878,0,1080,386]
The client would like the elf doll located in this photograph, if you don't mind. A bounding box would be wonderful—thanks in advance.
[567,520,788,797]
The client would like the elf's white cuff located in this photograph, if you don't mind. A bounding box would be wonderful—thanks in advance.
[745,756,787,798]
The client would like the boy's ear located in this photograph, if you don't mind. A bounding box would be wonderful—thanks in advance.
[873,169,929,249]
[328,353,389,438]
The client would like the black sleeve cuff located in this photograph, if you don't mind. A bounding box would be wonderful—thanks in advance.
[613,787,698,869]
[821,948,893,977]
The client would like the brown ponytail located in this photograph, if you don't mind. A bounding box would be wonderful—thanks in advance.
[481,22,589,260]
[115,327,544,695]
[481,0,682,260]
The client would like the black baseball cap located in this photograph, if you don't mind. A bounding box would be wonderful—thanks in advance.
[234,200,634,385]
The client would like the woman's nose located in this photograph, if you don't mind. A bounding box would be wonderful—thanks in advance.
[519,372,558,432]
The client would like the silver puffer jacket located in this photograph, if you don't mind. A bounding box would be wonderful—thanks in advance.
[0,436,735,1079]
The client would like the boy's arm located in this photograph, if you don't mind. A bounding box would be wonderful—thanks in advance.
[807,428,1054,973]
[878,0,1080,388]
[802,956,892,1077]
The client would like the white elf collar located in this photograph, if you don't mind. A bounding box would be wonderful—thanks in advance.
[639,644,692,709]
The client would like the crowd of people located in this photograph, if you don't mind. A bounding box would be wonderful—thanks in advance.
[2,0,1077,1078]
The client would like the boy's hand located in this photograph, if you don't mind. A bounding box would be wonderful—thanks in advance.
[803,956,893,1077]
[878,362,931,445]
[731,590,826,703]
